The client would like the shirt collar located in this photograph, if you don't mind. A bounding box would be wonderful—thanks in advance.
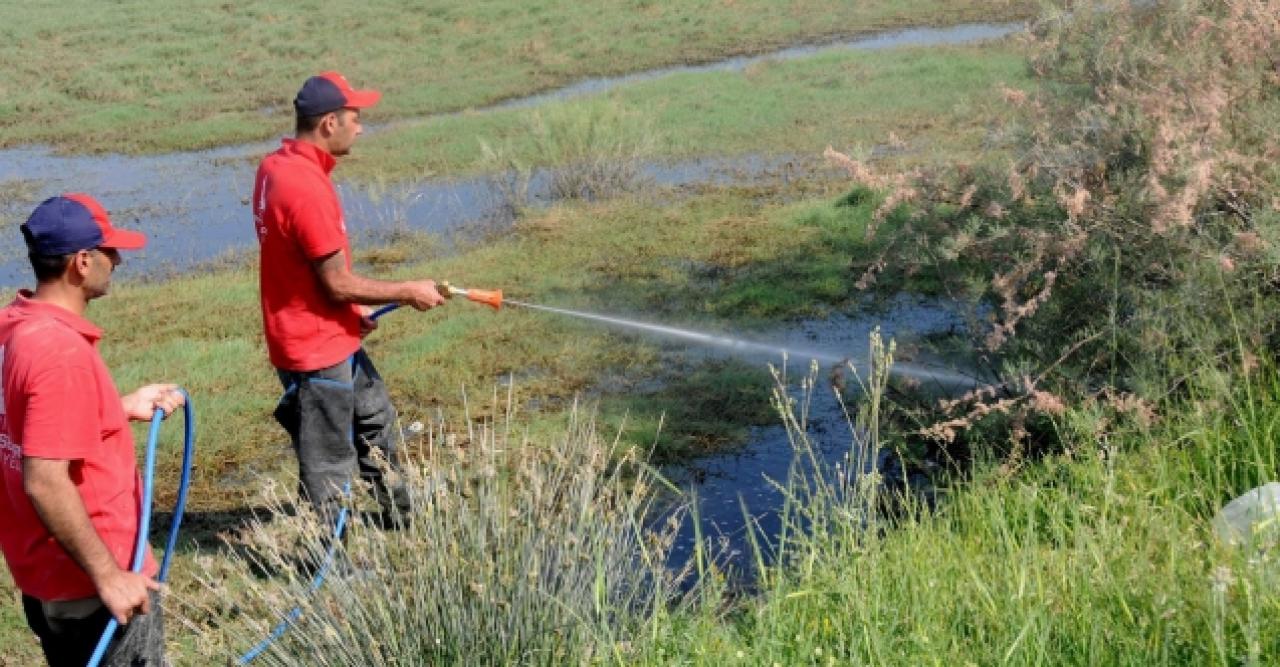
[281,138,337,175]
[7,290,102,343]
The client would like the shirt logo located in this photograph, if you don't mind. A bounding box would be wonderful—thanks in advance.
[0,345,16,473]
[254,174,270,242]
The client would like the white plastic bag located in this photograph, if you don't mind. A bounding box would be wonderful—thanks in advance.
[1213,482,1280,549]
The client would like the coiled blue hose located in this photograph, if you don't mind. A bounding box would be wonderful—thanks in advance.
[87,389,195,667]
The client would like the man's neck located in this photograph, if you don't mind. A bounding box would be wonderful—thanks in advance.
[30,282,88,317]
[295,133,332,155]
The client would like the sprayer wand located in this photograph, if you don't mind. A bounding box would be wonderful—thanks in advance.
[368,281,503,320]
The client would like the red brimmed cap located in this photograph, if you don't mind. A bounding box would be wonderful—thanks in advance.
[293,71,381,116]
[20,193,146,255]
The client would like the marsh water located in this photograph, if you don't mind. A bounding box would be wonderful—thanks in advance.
[554,294,983,581]
[0,21,1021,286]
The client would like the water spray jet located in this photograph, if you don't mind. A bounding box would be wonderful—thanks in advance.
[377,283,981,389]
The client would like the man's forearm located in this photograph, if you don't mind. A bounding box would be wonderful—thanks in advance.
[322,269,417,305]
[23,458,122,586]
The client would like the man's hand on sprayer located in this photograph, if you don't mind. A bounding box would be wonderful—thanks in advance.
[403,279,446,311]
[359,305,378,337]
[94,567,161,625]
[121,383,186,421]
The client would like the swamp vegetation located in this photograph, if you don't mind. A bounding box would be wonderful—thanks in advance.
[2,1,1278,664]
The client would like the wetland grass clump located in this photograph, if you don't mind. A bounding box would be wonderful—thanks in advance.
[531,104,657,203]
[478,102,658,220]
[188,394,685,665]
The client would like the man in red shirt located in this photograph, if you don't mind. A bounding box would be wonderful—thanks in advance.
[253,72,444,526]
[0,194,185,666]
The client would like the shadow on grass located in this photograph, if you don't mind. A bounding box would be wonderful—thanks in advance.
[151,506,281,555]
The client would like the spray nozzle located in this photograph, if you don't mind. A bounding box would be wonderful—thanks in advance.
[440,281,502,310]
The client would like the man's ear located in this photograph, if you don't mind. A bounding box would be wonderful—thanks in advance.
[68,250,93,281]
[320,112,338,136]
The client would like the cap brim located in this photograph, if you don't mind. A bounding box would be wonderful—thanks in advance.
[99,228,147,250]
[344,89,381,109]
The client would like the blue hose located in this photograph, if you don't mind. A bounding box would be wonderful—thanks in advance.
[237,303,398,664]
[370,303,400,320]
[87,390,195,667]
[234,501,349,665]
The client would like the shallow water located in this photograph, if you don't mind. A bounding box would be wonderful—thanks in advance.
[0,22,1021,286]
[648,294,981,582]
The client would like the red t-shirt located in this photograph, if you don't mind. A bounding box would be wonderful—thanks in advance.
[0,292,156,601]
[252,138,362,371]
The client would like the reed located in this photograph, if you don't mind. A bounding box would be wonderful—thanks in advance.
[181,389,688,665]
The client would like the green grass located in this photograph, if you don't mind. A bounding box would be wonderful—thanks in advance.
[346,42,1031,181]
[0,0,1035,155]
[181,400,680,664]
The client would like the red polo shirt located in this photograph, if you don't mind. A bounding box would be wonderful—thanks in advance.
[252,139,362,372]
[0,292,156,601]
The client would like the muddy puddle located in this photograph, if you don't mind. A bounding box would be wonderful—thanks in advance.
[0,22,1021,286]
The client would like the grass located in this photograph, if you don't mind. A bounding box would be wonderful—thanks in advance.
[0,178,43,230]
[346,42,1031,181]
[0,0,1036,155]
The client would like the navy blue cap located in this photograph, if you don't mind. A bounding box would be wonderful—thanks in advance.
[293,71,381,116]
[21,194,146,256]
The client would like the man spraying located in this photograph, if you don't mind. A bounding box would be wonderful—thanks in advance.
[252,71,445,526]
[0,194,185,666]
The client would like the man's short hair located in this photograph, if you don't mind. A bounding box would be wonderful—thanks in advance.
[296,112,327,135]
[28,252,73,282]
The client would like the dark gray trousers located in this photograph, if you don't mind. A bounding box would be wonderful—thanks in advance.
[274,349,410,517]
[23,592,165,667]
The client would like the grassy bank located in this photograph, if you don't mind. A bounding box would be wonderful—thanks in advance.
[634,354,1280,665]
[617,2,1280,663]
[0,0,1035,155]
